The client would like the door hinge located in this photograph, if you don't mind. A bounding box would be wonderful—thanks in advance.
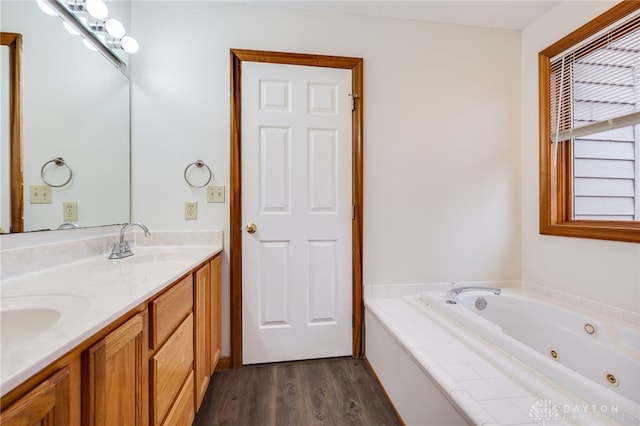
[352,205,355,220]
[348,93,359,111]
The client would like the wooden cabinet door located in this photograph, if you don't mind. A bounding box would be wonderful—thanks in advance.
[83,312,148,426]
[0,363,79,426]
[194,262,210,410]
[209,255,222,375]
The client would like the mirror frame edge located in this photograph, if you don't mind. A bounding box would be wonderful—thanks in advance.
[1,32,23,233]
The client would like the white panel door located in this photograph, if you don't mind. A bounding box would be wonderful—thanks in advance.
[241,61,352,364]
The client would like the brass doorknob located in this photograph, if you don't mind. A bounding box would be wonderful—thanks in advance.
[245,223,257,234]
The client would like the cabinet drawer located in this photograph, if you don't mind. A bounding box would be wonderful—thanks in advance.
[161,371,194,426]
[150,275,193,349]
[150,313,194,425]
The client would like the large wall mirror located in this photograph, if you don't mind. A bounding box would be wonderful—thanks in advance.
[1,0,130,234]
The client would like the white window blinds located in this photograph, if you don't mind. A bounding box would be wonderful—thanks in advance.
[549,14,640,144]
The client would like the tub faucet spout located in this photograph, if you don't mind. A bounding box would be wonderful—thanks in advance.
[445,286,501,304]
[108,222,151,260]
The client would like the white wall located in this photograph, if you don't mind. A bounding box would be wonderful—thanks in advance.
[130,2,522,355]
[521,1,640,313]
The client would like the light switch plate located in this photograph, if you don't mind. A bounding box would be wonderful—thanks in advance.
[185,202,198,220]
[30,185,52,204]
[207,185,225,203]
[63,202,78,221]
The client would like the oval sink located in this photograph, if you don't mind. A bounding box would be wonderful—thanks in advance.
[0,307,61,351]
[0,294,88,352]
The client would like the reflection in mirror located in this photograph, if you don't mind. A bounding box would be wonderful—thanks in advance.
[0,1,130,233]
[0,33,22,233]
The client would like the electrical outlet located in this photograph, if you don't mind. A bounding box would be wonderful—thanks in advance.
[185,202,198,220]
[207,185,225,203]
[63,202,78,221]
[30,185,52,204]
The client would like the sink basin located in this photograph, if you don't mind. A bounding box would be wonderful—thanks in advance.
[0,308,61,351]
[0,294,87,352]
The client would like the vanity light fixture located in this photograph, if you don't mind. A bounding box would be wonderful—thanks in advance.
[106,19,125,38]
[66,0,108,20]
[121,36,139,53]
[106,36,139,54]
[63,20,81,35]
[37,0,58,16]
[87,19,125,38]
[37,0,140,67]
[83,38,98,51]
[105,19,125,38]
[86,0,108,19]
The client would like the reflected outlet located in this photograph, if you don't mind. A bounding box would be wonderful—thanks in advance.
[30,185,52,204]
[63,202,78,221]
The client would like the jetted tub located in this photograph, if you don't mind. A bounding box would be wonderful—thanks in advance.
[421,288,640,423]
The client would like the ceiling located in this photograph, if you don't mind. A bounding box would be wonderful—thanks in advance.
[246,0,562,31]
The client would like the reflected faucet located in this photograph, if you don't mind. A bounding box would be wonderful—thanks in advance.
[445,286,501,304]
[108,222,151,260]
[57,222,80,230]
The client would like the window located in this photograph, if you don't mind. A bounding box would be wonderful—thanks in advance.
[540,2,640,243]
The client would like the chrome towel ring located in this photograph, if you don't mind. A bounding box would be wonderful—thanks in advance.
[184,160,213,188]
[41,157,73,188]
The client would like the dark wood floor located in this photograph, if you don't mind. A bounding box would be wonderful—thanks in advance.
[193,357,403,426]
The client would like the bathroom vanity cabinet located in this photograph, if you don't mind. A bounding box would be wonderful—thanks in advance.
[0,253,222,426]
[0,362,81,425]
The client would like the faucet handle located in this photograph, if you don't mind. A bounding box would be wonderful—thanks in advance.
[445,289,458,304]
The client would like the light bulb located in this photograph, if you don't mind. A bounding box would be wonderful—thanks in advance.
[105,19,125,38]
[63,21,80,36]
[86,0,108,19]
[121,36,139,53]
[37,0,58,16]
[83,39,98,51]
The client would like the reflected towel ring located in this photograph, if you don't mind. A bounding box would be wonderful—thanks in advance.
[184,160,213,188]
[41,157,73,188]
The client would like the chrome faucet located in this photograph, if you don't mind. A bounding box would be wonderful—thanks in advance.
[445,285,502,304]
[57,222,80,230]
[108,222,151,259]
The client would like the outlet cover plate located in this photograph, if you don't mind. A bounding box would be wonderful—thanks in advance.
[63,202,78,221]
[185,202,198,220]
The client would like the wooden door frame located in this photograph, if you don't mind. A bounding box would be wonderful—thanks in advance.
[229,49,364,368]
[1,32,23,233]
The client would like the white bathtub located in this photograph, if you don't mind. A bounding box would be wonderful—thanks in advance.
[421,288,640,423]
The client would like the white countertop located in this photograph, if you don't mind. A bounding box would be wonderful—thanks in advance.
[0,244,222,397]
